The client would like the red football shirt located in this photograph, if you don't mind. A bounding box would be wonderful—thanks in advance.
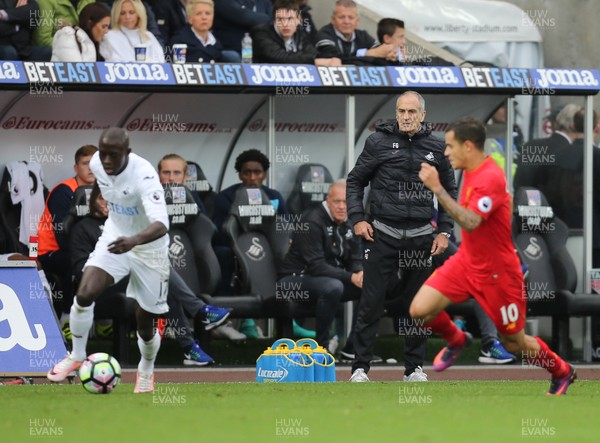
[457,157,521,279]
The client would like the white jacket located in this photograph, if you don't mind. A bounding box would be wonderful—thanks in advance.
[51,26,97,62]
[100,28,165,63]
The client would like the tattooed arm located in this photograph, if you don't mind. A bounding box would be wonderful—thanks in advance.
[419,163,482,232]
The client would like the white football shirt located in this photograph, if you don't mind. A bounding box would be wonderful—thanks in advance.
[90,151,169,251]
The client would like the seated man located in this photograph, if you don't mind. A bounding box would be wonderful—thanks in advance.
[147,0,187,44]
[157,153,245,342]
[69,184,232,366]
[376,18,406,64]
[278,179,362,351]
[0,0,39,60]
[251,0,340,66]
[37,144,97,335]
[213,0,272,55]
[158,153,208,214]
[213,148,287,244]
[315,0,396,65]
[170,0,224,64]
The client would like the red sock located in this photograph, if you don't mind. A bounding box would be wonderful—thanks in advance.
[425,311,465,347]
[526,337,570,379]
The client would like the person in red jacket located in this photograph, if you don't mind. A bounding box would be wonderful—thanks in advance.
[37,144,97,334]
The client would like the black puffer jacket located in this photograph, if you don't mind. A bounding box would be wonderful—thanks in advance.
[251,23,316,64]
[347,120,457,233]
[279,203,363,283]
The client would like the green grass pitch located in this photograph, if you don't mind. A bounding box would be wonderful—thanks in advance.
[3,381,599,443]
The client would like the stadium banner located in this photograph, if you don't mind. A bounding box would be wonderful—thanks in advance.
[96,62,175,85]
[243,64,322,87]
[0,61,27,84]
[1,62,599,92]
[0,262,67,376]
[172,63,245,85]
[23,61,100,84]
[388,66,464,88]
[318,66,390,87]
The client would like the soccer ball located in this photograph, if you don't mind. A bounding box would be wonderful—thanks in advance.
[79,353,121,394]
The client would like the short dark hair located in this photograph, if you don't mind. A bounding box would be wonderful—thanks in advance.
[273,0,300,17]
[234,149,270,173]
[377,18,404,43]
[573,108,598,133]
[446,118,486,150]
[74,145,98,164]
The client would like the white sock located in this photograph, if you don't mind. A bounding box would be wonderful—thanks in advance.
[69,297,95,361]
[137,331,161,374]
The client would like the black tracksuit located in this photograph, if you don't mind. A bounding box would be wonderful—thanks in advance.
[279,203,362,347]
[346,120,457,375]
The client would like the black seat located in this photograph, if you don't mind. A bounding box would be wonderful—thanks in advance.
[221,187,302,332]
[286,164,334,215]
[66,186,134,363]
[513,186,600,357]
[162,183,253,314]
[62,186,93,237]
[185,161,218,219]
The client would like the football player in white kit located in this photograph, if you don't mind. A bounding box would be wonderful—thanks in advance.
[48,127,170,393]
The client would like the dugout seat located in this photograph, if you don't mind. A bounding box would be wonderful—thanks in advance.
[287,164,334,215]
[222,187,310,335]
[512,187,600,358]
[162,183,251,316]
[185,161,218,219]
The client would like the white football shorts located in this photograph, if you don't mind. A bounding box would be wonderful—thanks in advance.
[84,236,169,314]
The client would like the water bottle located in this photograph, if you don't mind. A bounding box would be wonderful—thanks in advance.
[241,33,253,64]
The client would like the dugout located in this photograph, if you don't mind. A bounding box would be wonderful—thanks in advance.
[0,61,598,359]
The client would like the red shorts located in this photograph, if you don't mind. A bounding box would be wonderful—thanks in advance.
[425,253,526,336]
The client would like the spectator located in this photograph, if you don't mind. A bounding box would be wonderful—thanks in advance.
[37,144,97,336]
[513,103,580,226]
[34,0,95,48]
[298,0,316,44]
[147,0,187,45]
[376,18,406,64]
[69,185,232,365]
[315,0,396,65]
[156,153,247,343]
[213,0,272,55]
[100,0,164,62]
[0,0,40,60]
[51,2,111,61]
[103,0,166,47]
[251,0,340,66]
[561,108,600,266]
[170,0,223,64]
[346,91,456,382]
[278,179,361,350]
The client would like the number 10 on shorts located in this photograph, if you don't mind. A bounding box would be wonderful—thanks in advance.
[500,303,519,325]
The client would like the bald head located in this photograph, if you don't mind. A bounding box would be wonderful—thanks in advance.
[98,127,131,175]
[99,127,129,151]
